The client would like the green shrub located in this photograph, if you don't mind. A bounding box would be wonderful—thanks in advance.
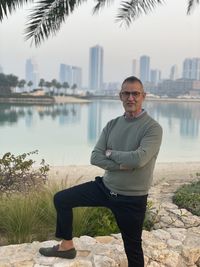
[0,194,41,244]
[143,200,160,231]
[83,207,119,236]
[173,179,200,216]
[82,201,158,236]
[0,151,49,195]
[0,179,158,244]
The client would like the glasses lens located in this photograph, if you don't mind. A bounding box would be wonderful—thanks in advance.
[121,91,141,98]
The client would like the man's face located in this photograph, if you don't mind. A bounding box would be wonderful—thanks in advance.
[119,81,146,114]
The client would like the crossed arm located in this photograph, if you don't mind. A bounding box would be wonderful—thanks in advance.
[90,124,162,171]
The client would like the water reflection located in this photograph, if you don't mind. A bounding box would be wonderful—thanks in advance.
[87,102,102,144]
[0,100,200,164]
[0,103,81,126]
[144,102,200,138]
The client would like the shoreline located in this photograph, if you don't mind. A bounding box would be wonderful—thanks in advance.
[0,95,200,104]
[54,96,91,103]
[48,161,200,186]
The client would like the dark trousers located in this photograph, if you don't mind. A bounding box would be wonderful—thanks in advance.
[54,176,147,267]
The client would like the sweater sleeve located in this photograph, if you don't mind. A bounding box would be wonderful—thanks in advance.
[90,125,120,171]
[110,123,162,168]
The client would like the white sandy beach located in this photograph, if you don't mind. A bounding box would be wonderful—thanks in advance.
[54,96,91,103]
[48,162,200,186]
[53,95,200,104]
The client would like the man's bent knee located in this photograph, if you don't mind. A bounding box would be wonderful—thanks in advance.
[53,190,67,209]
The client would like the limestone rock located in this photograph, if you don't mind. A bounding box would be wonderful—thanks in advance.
[95,236,115,244]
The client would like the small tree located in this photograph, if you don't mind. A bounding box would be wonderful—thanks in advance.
[0,73,12,95]
[56,81,62,95]
[0,151,49,196]
[39,78,45,89]
[18,79,26,93]
[62,82,70,95]
[51,79,58,95]
[71,83,77,95]
[27,81,33,92]
[45,81,52,96]
[0,73,18,94]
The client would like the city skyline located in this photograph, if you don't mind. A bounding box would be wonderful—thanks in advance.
[0,0,199,86]
[2,53,200,91]
[23,55,200,87]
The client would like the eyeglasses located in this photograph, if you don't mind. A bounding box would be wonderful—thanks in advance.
[120,91,142,98]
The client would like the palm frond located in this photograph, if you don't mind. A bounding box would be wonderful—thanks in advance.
[24,0,84,46]
[0,0,32,21]
[116,0,164,26]
[92,0,114,14]
[187,0,199,14]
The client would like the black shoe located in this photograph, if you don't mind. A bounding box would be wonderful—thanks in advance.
[39,244,77,259]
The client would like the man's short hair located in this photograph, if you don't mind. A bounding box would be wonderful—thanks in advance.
[121,76,143,89]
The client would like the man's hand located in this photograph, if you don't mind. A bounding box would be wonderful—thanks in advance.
[120,164,133,170]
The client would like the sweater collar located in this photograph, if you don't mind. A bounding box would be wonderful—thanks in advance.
[124,109,146,120]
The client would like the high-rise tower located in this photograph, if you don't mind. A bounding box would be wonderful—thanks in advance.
[182,58,200,80]
[170,65,178,80]
[89,45,104,90]
[139,55,150,83]
[59,64,82,88]
[25,58,39,90]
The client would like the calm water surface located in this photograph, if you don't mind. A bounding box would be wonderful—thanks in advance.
[0,100,200,165]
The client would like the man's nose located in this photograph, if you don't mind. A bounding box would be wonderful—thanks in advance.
[128,93,135,100]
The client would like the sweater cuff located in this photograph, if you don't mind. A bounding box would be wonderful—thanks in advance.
[110,150,122,164]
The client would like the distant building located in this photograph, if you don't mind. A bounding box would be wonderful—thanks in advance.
[28,89,45,96]
[89,45,104,91]
[150,69,161,85]
[59,64,72,85]
[59,64,67,84]
[71,66,82,89]
[25,58,39,90]
[170,65,178,80]
[182,58,200,80]
[157,78,200,97]
[139,55,150,83]
[59,64,82,88]
[103,82,121,95]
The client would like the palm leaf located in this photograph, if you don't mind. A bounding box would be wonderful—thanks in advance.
[92,0,114,14]
[0,0,32,21]
[187,0,199,14]
[116,0,163,26]
[1,0,199,45]
[24,0,85,46]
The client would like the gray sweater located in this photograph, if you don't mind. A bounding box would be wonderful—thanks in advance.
[90,111,163,196]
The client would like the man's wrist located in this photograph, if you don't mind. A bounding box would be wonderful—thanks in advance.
[105,149,112,158]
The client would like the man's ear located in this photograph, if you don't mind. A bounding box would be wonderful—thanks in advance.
[119,92,123,101]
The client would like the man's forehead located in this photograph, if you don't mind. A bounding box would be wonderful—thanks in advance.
[121,81,143,91]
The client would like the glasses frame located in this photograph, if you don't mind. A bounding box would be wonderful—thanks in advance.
[120,91,143,98]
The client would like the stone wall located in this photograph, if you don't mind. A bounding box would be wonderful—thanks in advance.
[0,171,199,267]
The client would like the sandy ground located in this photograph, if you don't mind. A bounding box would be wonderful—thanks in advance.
[54,96,200,104]
[54,96,91,103]
[48,162,200,186]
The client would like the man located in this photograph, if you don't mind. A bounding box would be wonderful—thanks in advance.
[39,76,162,267]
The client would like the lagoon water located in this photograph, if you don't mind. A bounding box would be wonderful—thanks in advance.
[0,100,200,165]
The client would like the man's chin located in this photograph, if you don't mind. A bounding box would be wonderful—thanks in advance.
[126,107,136,113]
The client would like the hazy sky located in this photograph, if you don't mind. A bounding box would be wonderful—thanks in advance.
[0,0,199,86]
